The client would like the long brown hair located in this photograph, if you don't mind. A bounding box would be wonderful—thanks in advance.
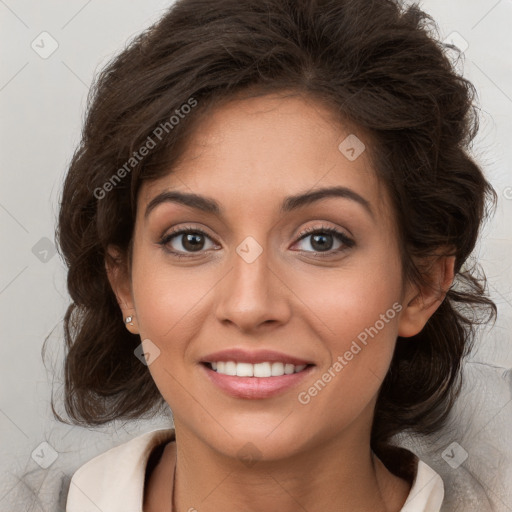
[52,0,497,477]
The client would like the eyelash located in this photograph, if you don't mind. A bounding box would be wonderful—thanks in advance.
[158,224,355,259]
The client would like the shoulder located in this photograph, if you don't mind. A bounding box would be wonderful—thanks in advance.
[66,428,175,512]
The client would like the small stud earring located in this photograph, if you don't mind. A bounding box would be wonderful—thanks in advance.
[125,315,134,326]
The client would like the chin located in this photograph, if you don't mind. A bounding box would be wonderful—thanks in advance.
[201,418,317,464]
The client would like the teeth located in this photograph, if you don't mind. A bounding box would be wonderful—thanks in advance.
[271,362,284,376]
[225,361,237,375]
[208,361,307,377]
[236,362,253,377]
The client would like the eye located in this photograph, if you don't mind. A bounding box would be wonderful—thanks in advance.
[158,224,355,259]
[292,225,355,256]
[158,227,218,258]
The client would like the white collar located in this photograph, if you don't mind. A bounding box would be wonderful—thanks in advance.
[66,428,444,512]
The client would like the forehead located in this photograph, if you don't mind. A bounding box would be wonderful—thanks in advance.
[138,93,390,222]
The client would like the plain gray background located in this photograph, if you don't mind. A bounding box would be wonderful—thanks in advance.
[1,0,511,509]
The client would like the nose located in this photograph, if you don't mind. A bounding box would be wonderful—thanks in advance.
[214,241,292,333]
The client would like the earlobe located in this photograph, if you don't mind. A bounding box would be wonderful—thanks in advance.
[123,314,140,335]
[105,244,139,334]
[397,255,456,338]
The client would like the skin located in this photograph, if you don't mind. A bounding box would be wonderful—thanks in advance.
[107,92,455,512]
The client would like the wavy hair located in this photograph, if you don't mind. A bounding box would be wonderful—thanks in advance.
[51,0,497,479]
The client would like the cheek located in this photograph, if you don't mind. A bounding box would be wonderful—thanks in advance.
[129,253,209,410]
[291,259,402,409]
[294,254,402,346]
[131,249,213,345]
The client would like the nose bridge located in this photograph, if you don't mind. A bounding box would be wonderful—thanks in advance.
[215,235,289,331]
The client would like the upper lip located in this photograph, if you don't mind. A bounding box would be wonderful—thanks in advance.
[201,348,314,366]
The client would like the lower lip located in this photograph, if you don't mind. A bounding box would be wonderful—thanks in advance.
[201,363,315,399]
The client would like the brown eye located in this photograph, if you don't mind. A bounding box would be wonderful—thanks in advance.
[294,226,355,255]
[159,228,218,257]
[307,232,335,251]
[179,232,206,252]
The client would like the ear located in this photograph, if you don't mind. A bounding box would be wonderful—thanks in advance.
[105,244,139,335]
[397,254,456,338]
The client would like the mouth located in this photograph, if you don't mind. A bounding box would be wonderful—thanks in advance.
[202,361,313,377]
[200,361,315,399]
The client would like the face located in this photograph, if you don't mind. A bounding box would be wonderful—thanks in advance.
[111,92,442,462]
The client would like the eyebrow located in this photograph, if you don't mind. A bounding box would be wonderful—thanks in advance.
[144,186,374,220]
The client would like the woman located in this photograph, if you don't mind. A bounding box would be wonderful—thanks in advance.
[56,0,497,510]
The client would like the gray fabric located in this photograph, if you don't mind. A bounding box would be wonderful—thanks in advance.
[396,361,512,512]
[1,468,70,512]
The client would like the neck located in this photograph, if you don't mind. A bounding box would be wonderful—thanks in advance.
[166,426,411,512]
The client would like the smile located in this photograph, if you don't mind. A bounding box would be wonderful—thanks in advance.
[207,361,309,377]
[201,362,315,399]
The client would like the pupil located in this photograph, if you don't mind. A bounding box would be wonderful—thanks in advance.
[183,233,204,251]
[311,233,332,251]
